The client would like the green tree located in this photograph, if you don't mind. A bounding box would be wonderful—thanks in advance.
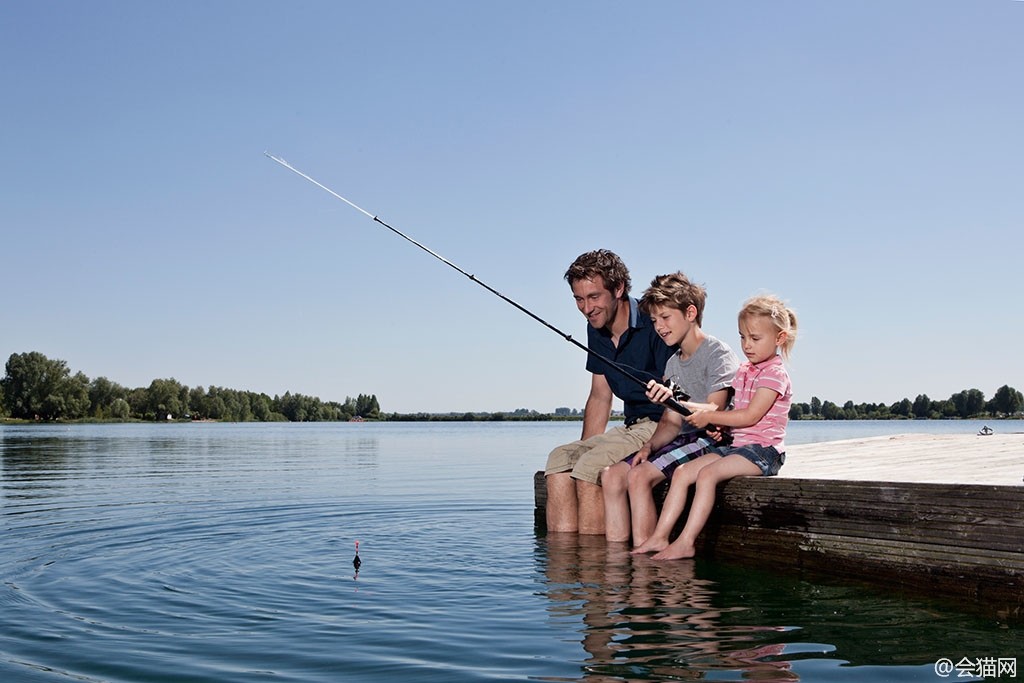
[1,351,91,420]
[342,396,357,419]
[810,396,821,417]
[205,394,227,420]
[859,401,890,419]
[110,397,131,420]
[251,393,280,421]
[127,387,149,419]
[189,386,208,418]
[821,401,843,420]
[912,394,931,419]
[146,378,186,420]
[936,399,956,418]
[355,393,380,419]
[964,389,986,417]
[890,398,912,418]
[989,385,1023,416]
[89,376,128,419]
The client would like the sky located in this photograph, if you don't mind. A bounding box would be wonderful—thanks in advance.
[2,1,1022,414]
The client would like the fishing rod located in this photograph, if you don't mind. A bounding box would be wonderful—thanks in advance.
[264,152,690,417]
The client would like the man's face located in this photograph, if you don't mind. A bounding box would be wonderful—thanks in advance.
[571,275,621,330]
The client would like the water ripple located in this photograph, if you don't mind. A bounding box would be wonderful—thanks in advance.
[2,422,1019,682]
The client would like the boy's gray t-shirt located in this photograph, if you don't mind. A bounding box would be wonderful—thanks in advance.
[664,334,739,408]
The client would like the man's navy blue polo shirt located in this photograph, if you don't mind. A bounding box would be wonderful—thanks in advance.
[585,298,676,424]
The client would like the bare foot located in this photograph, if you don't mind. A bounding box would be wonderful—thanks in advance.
[651,543,695,560]
[630,537,668,555]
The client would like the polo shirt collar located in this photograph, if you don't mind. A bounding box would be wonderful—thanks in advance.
[627,297,641,329]
[751,354,784,371]
[593,297,642,337]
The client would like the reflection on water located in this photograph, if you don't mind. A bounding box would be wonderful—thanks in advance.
[537,532,1020,681]
[541,533,797,681]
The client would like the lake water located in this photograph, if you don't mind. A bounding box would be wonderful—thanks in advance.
[1,420,1020,682]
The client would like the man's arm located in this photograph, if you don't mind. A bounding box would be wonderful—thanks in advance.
[581,372,614,440]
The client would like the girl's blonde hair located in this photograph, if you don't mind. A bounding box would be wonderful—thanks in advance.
[739,294,798,359]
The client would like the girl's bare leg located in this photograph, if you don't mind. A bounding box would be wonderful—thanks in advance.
[652,455,760,560]
[631,454,717,554]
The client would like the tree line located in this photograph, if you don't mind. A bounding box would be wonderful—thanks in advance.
[1,351,380,422]
[790,386,1023,421]
[3,350,1021,423]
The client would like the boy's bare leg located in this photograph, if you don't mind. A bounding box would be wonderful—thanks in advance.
[576,480,606,535]
[545,472,579,533]
[653,455,760,560]
[602,461,632,543]
[625,462,665,548]
[630,470,692,553]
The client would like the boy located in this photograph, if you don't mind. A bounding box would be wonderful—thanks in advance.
[602,272,739,546]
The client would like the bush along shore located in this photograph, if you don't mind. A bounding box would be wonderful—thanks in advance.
[2,351,1021,423]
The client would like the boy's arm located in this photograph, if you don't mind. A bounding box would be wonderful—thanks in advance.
[698,387,731,412]
[632,410,683,464]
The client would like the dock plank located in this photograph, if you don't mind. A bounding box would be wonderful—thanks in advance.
[780,433,1024,485]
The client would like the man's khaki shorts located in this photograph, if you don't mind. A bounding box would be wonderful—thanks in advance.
[544,419,657,485]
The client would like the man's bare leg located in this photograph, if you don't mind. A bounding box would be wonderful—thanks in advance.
[576,480,606,535]
[545,472,579,532]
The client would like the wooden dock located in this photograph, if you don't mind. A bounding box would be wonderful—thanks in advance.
[534,433,1024,622]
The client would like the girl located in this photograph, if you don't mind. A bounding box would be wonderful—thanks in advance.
[639,294,797,561]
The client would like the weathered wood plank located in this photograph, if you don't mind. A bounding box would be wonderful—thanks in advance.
[716,478,1024,554]
[780,433,1024,486]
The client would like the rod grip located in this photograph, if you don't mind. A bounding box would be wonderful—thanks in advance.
[664,397,692,416]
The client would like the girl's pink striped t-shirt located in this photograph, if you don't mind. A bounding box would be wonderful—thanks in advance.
[729,355,792,449]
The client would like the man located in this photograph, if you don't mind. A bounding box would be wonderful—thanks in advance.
[544,250,675,534]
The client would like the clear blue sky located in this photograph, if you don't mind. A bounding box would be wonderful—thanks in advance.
[3,1,1021,414]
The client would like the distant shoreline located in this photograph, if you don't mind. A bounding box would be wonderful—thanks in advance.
[3,415,1022,426]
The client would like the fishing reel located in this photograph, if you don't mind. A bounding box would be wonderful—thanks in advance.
[666,379,690,403]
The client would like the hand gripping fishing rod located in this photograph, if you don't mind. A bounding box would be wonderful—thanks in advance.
[264,153,690,417]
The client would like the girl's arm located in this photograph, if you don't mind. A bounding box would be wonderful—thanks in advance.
[684,387,780,430]
[641,383,734,451]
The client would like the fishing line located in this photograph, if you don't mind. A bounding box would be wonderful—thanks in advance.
[264,152,689,416]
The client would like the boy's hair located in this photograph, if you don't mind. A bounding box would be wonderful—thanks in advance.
[564,250,631,300]
[639,272,706,326]
[739,294,798,359]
